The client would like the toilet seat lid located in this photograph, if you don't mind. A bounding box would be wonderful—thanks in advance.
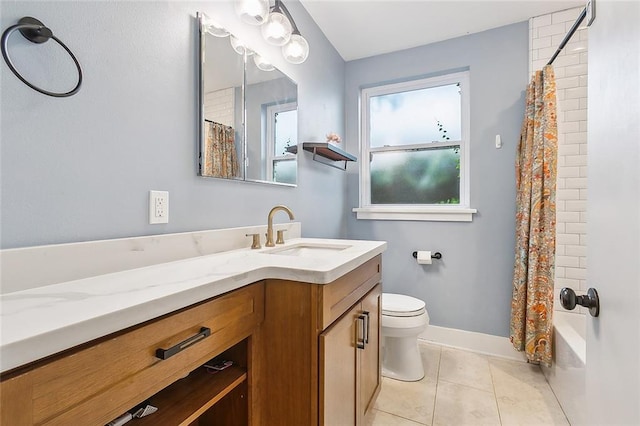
[382,293,426,317]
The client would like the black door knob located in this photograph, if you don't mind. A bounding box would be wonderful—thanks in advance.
[559,287,600,317]
[559,287,578,310]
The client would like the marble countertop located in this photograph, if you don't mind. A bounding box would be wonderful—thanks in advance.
[0,238,386,373]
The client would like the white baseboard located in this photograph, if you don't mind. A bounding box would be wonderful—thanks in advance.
[419,325,527,362]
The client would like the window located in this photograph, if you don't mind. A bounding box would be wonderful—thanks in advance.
[266,102,297,185]
[354,71,476,221]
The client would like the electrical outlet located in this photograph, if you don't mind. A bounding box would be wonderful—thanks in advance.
[149,191,169,224]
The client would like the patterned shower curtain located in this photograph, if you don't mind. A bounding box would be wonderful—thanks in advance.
[203,121,239,178]
[510,65,558,366]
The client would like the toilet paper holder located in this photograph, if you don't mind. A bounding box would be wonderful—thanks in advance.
[412,251,442,259]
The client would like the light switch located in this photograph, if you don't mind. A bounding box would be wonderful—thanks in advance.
[495,134,502,149]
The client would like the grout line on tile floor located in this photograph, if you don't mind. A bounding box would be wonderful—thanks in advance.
[538,363,572,425]
[488,356,504,425]
[524,359,573,425]
[375,408,428,425]
[436,377,497,395]
[430,345,442,426]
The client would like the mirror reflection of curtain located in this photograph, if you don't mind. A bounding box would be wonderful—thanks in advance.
[204,121,239,178]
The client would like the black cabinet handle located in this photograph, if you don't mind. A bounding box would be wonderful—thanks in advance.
[363,311,370,344]
[155,327,211,360]
[356,315,366,350]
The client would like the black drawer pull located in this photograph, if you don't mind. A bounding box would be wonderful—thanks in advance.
[363,311,370,344]
[356,315,366,350]
[155,327,211,360]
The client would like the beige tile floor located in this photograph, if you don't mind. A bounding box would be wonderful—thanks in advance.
[366,342,569,426]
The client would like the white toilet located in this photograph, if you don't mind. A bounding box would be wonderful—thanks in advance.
[381,293,429,381]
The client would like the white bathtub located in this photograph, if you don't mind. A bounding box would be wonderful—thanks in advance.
[542,311,586,425]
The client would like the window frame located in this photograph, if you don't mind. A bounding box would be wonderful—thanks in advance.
[354,71,476,222]
[265,102,297,183]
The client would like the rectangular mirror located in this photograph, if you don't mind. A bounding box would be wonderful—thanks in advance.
[245,53,298,185]
[199,16,244,181]
[198,12,298,186]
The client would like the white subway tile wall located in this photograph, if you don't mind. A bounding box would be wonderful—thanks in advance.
[529,7,587,315]
[203,87,235,127]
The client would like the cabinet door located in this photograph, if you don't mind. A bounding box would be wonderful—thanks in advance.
[319,304,361,426]
[360,283,382,418]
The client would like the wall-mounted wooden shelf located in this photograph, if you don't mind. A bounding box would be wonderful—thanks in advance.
[302,142,357,170]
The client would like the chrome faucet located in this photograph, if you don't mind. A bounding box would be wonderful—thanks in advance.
[265,205,295,247]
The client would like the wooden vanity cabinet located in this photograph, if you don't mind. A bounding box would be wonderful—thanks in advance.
[320,283,381,425]
[359,283,382,418]
[0,255,382,426]
[256,255,382,426]
[0,282,264,426]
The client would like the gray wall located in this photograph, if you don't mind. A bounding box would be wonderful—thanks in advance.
[345,22,528,337]
[0,1,347,249]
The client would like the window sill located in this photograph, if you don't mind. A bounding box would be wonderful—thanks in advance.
[352,206,477,222]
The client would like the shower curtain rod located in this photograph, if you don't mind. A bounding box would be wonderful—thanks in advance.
[205,118,233,129]
[547,7,587,65]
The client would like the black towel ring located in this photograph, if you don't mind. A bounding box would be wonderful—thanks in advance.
[1,17,82,98]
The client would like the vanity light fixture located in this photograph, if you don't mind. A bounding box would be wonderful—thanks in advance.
[253,53,275,71]
[282,32,309,64]
[272,0,309,64]
[204,17,230,38]
[231,0,310,64]
[262,0,309,64]
[261,0,293,46]
[235,0,270,26]
[230,34,253,56]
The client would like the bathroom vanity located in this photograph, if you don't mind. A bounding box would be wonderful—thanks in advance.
[257,255,382,425]
[0,231,385,425]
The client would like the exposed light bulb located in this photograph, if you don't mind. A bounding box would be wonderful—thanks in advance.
[205,18,230,38]
[235,0,269,25]
[254,54,275,71]
[230,35,253,56]
[261,12,292,46]
[282,34,309,64]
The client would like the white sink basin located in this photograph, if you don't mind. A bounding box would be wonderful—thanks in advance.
[263,243,352,257]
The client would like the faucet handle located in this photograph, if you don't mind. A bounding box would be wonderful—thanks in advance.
[246,233,261,249]
[276,229,287,245]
